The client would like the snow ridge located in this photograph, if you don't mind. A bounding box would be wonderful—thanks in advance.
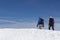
[0,29,60,40]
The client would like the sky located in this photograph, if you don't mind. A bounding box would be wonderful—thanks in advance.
[0,0,60,30]
[0,0,60,18]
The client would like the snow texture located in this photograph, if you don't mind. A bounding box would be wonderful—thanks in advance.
[0,29,60,40]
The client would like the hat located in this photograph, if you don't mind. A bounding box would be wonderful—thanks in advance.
[50,16,53,18]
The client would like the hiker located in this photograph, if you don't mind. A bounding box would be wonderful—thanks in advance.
[37,17,44,29]
[48,16,54,30]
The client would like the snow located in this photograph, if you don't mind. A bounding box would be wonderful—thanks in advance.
[0,29,60,40]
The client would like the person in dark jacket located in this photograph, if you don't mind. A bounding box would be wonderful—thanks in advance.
[49,16,54,30]
[37,17,44,29]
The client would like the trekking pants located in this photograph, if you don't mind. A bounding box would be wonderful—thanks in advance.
[49,25,54,30]
[38,24,43,29]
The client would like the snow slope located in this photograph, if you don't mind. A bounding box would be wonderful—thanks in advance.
[0,29,60,40]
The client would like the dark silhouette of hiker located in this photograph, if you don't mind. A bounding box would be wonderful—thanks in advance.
[37,17,44,29]
[49,16,54,30]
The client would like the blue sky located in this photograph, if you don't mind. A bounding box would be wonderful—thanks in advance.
[0,0,60,30]
[0,0,60,18]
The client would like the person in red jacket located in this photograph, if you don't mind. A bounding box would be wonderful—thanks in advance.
[49,16,54,30]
